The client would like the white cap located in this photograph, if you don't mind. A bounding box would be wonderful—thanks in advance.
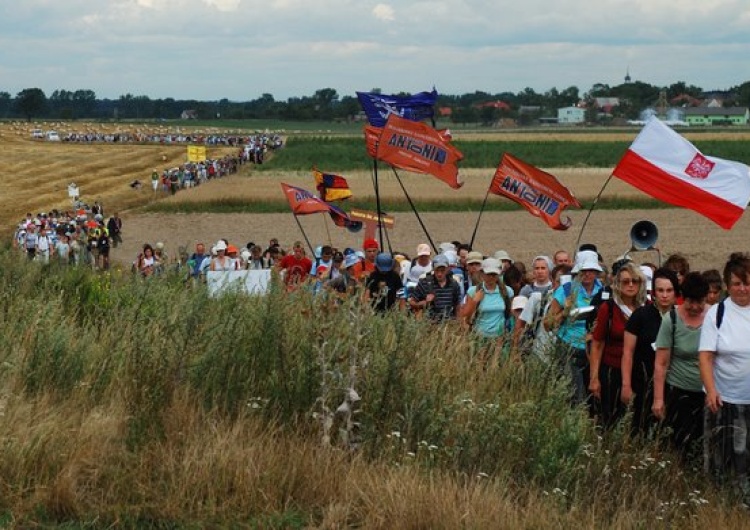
[417,243,431,257]
[481,258,502,275]
[438,242,456,253]
[639,265,654,281]
[494,250,513,263]
[215,240,227,251]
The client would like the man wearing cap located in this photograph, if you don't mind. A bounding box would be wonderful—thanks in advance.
[409,254,461,322]
[277,241,312,289]
[365,252,404,313]
[406,243,433,287]
[351,239,379,279]
[493,250,514,273]
[546,249,604,406]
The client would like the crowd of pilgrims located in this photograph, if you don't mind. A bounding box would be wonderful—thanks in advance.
[14,221,750,506]
[13,202,121,270]
[173,236,750,503]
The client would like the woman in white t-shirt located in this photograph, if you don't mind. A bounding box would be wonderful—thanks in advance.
[700,252,750,502]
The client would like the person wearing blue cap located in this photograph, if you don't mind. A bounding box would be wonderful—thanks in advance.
[365,252,404,312]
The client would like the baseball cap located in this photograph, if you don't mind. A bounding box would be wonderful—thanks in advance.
[493,250,513,263]
[432,254,449,269]
[466,251,484,265]
[481,258,502,275]
[417,243,431,257]
[363,238,379,250]
[375,252,394,272]
[215,240,227,251]
[438,242,456,253]
[344,254,360,269]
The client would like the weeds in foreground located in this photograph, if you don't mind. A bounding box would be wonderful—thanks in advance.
[0,248,745,527]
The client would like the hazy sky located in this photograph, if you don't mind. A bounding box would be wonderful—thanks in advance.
[2,0,748,101]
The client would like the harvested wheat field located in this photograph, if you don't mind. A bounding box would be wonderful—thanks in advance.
[4,121,749,272]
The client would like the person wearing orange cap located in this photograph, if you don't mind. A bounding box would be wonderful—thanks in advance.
[352,238,379,279]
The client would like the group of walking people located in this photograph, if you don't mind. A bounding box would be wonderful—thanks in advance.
[91,229,750,505]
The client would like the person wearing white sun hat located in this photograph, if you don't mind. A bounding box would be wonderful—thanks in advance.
[546,249,604,407]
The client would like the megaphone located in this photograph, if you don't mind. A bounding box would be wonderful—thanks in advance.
[630,220,658,251]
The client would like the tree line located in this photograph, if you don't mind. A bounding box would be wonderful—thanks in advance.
[3,80,750,123]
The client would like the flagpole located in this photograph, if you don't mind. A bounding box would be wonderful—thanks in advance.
[373,160,385,249]
[391,167,437,253]
[469,186,492,250]
[323,215,333,246]
[293,214,315,257]
[574,174,613,253]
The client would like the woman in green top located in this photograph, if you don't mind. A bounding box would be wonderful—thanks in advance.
[653,272,710,461]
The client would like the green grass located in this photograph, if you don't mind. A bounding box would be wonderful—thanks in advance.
[142,196,673,215]
[0,248,744,526]
[258,136,750,172]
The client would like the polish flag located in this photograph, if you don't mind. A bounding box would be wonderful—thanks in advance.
[613,118,750,229]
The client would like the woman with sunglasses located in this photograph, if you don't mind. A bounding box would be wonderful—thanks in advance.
[589,262,648,429]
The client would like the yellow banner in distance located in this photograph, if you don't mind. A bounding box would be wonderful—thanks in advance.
[187,145,207,162]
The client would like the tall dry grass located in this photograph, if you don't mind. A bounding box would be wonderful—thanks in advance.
[0,247,748,527]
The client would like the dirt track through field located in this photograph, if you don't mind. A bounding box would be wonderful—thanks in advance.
[111,207,750,273]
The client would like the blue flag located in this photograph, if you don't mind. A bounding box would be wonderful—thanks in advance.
[356,89,438,127]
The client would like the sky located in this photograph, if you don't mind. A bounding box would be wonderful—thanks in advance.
[2,0,749,101]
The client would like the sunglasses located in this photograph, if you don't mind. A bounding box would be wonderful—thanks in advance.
[619,278,641,286]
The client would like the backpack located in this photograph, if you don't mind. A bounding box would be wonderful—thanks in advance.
[716,299,726,329]
[524,291,551,343]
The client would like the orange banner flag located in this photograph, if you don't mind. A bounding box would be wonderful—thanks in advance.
[369,114,464,189]
[490,153,581,230]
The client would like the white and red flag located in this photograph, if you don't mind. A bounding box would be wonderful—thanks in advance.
[613,117,750,229]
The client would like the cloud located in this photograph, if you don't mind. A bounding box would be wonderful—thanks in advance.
[203,0,241,11]
[372,3,395,22]
[0,0,747,100]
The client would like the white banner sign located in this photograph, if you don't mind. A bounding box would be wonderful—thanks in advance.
[206,270,271,297]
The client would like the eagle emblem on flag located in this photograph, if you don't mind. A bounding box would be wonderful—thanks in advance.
[685,153,715,179]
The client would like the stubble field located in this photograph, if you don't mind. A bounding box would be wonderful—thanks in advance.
[3,121,749,271]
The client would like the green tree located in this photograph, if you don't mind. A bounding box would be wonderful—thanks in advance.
[0,91,13,118]
[731,81,750,107]
[72,89,97,118]
[15,88,47,121]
